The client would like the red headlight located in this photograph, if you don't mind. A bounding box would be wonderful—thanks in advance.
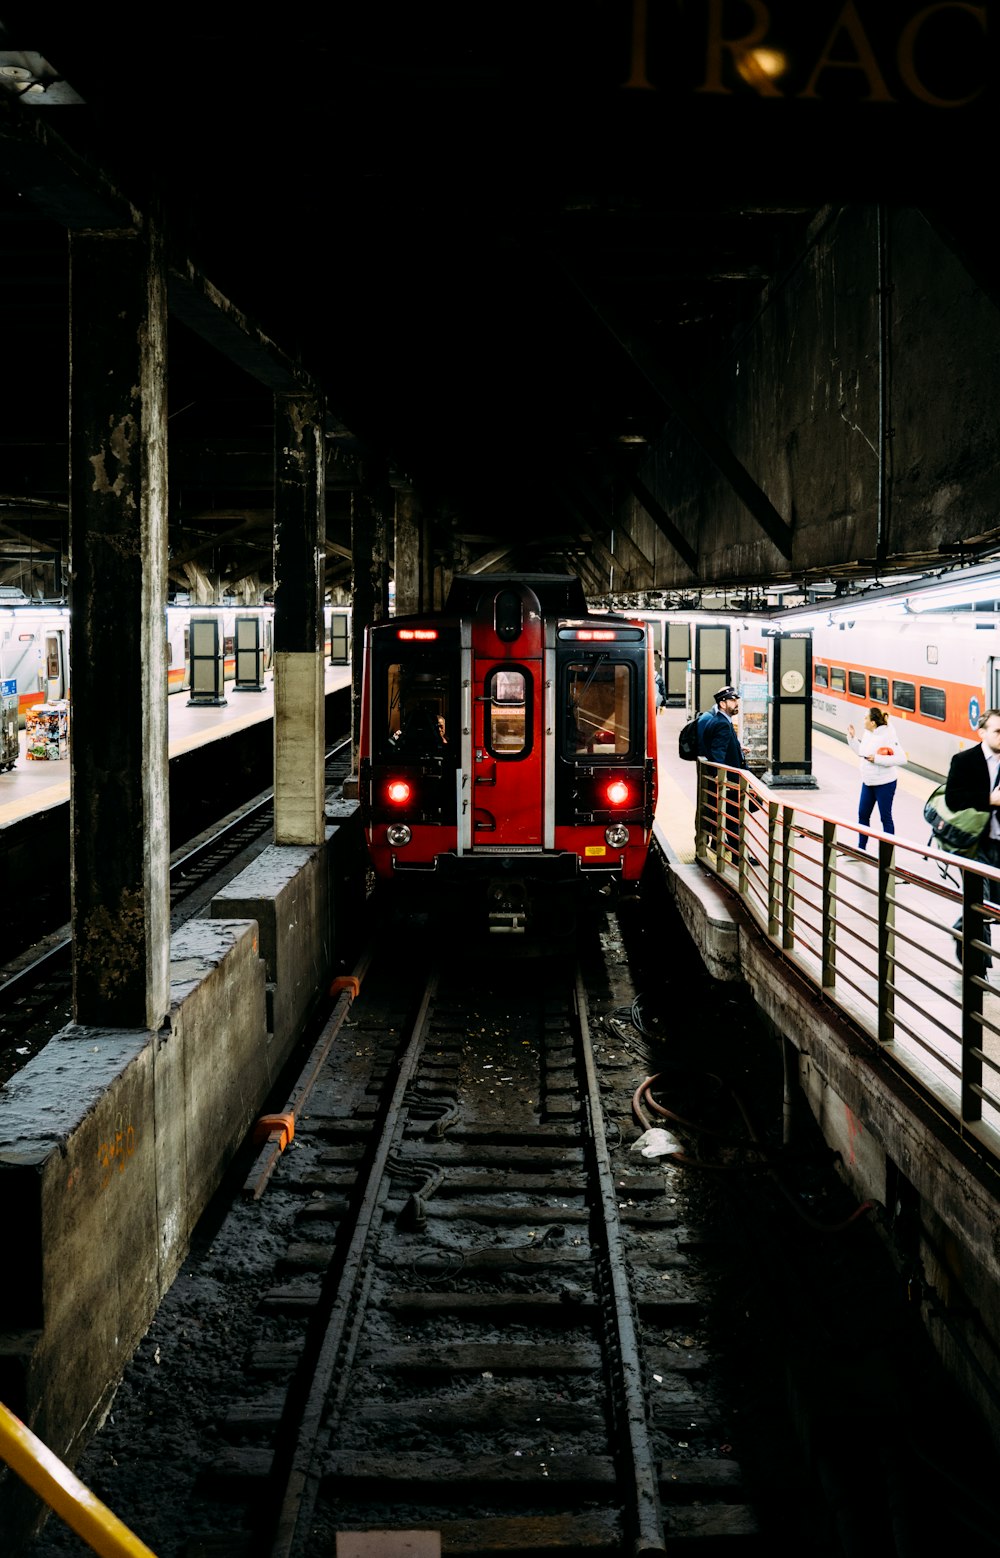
[606,779,630,807]
[387,780,411,804]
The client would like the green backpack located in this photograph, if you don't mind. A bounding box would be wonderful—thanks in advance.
[923,784,989,858]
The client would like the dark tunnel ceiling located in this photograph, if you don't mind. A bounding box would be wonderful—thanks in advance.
[0,3,997,596]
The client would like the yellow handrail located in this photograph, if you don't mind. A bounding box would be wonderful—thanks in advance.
[0,1401,159,1558]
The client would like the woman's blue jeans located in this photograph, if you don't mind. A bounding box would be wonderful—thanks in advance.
[858,780,896,850]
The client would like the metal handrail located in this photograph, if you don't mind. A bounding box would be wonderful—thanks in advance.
[0,1401,158,1558]
[694,758,1000,1162]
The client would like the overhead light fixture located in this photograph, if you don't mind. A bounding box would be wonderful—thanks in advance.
[616,417,647,446]
[0,52,84,105]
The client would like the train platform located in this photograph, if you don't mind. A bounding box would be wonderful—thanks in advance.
[648,703,1000,1443]
[0,663,352,832]
[650,704,992,1115]
[652,702,940,866]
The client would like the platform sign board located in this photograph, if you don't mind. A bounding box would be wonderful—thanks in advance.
[738,680,769,773]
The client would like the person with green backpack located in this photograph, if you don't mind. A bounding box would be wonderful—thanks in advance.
[945,709,1000,965]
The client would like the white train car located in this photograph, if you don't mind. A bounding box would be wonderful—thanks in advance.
[808,609,997,778]
[0,597,70,722]
[625,602,1000,781]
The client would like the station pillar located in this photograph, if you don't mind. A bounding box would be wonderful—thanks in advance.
[68,223,171,1029]
[273,392,326,846]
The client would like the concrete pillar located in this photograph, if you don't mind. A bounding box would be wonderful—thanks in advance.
[273,392,326,846]
[349,456,390,778]
[393,483,422,616]
[68,225,170,1030]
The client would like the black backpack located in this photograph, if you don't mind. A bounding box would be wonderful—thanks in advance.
[922,783,989,857]
[678,712,703,761]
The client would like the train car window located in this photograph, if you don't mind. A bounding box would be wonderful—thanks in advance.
[814,663,828,688]
[869,676,888,704]
[848,671,866,697]
[892,680,916,713]
[487,668,528,756]
[830,666,846,693]
[384,659,452,756]
[919,685,946,722]
[565,661,632,756]
[752,650,765,672]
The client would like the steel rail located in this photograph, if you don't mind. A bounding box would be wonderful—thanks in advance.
[574,967,667,1558]
[0,737,351,1014]
[268,963,440,1558]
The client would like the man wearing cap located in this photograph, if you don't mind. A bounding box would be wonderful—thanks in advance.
[699,686,751,862]
[699,686,746,768]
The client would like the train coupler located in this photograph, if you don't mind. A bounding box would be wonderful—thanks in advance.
[487,877,528,934]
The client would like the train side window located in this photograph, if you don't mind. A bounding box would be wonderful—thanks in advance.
[869,676,888,704]
[892,680,916,713]
[565,661,631,755]
[487,668,529,757]
[814,663,828,688]
[830,666,846,693]
[752,650,765,672]
[848,671,866,698]
[919,685,946,722]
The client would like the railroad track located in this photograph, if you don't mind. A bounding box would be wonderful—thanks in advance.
[0,738,352,1086]
[79,907,766,1558]
[27,888,1000,1558]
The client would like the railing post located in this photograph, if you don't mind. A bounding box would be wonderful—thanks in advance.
[781,804,795,950]
[767,798,780,938]
[713,762,725,865]
[694,757,706,859]
[732,766,741,891]
[877,839,895,1045]
[822,819,837,989]
[961,866,985,1123]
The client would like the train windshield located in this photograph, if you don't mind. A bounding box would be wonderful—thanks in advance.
[383,655,454,757]
[564,659,633,755]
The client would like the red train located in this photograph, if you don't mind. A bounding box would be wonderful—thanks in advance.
[359,574,658,932]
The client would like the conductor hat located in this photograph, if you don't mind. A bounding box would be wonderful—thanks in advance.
[714,685,739,702]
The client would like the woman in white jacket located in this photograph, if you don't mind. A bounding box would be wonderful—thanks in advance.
[846,707,906,852]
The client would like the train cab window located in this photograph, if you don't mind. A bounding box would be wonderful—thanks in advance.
[892,680,916,713]
[848,671,866,698]
[869,676,888,705]
[486,668,529,757]
[830,666,846,693]
[919,685,946,722]
[814,663,828,688]
[384,660,453,757]
[565,660,632,756]
[751,650,765,672]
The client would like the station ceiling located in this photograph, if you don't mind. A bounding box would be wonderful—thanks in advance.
[0,5,996,602]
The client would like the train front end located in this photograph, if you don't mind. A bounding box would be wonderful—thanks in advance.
[360,576,657,931]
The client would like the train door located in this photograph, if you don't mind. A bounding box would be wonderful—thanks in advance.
[43,623,67,701]
[470,656,544,847]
